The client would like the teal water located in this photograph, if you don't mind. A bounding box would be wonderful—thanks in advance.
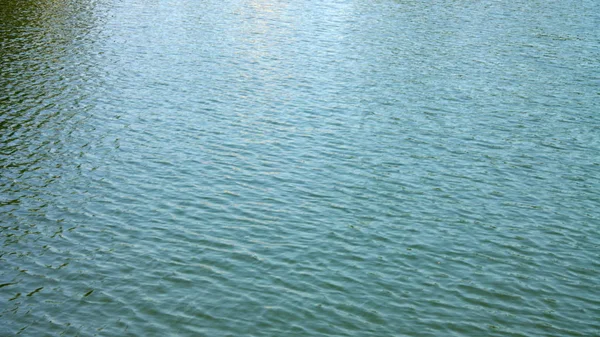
[1,0,599,335]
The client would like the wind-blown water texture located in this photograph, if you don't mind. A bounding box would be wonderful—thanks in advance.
[1,0,599,335]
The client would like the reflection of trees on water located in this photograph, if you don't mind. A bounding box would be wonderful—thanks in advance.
[1,2,108,334]
[1,0,106,104]
[0,0,106,185]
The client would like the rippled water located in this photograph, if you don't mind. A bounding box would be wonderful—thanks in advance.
[1,0,599,335]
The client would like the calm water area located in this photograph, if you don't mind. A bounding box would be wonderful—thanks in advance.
[1,0,599,335]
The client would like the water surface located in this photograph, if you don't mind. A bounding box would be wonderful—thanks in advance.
[1,0,599,336]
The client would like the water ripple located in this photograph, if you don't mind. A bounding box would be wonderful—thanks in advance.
[2,0,600,336]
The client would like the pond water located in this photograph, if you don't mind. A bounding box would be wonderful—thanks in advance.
[1,0,599,336]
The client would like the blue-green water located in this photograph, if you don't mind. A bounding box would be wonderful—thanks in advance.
[1,0,599,335]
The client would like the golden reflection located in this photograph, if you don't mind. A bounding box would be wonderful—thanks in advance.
[232,0,296,100]
[236,0,290,53]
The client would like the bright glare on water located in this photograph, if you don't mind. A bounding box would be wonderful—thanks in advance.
[1,0,599,336]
